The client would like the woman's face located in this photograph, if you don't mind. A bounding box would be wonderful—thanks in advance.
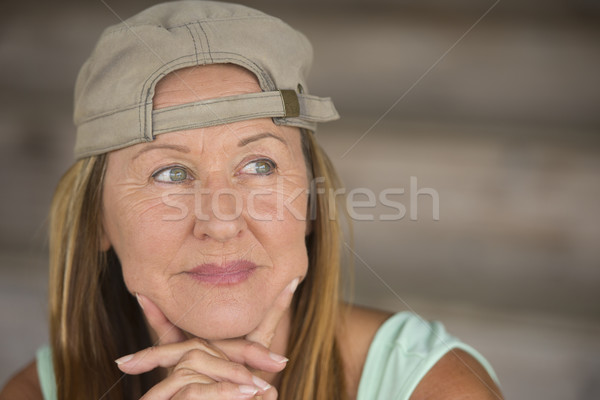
[101,64,309,340]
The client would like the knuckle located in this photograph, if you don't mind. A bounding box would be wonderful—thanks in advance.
[171,367,193,379]
[215,381,237,396]
[213,346,229,360]
[188,338,226,359]
[190,337,209,348]
[143,345,159,357]
[182,348,204,361]
[230,363,252,381]
[244,340,265,355]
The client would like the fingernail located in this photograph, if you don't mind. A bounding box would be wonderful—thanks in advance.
[288,278,300,294]
[238,385,258,395]
[115,354,134,364]
[135,293,144,310]
[252,375,271,391]
[269,351,289,363]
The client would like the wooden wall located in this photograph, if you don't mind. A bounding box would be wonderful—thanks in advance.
[1,1,599,398]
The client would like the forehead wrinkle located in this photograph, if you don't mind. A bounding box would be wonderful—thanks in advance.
[131,143,192,162]
[228,121,296,155]
[237,132,287,148]
[153,130,207,160]
[153,65,260,158]
[217,137,231,162]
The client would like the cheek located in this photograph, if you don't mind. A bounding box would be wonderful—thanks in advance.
[245,182,309,277]
[102,186,194,292]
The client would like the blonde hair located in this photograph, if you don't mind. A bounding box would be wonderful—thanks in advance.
[48,131,348,399]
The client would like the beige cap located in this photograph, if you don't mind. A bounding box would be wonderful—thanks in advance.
[73,1,339,158]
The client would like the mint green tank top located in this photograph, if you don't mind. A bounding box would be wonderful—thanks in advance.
[356,312,499,399]
[35,346,56,400]
[36,312,499,399]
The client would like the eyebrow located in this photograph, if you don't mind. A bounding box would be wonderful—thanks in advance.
[132,144,191,160]
[238,132,287,147]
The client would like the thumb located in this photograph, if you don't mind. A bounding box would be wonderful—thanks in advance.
[136,293,187,345]
[245,277,300,349]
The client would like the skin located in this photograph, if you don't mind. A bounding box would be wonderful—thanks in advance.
[0,64,504,400]
[102,64,313,397]
[101,65,310,341]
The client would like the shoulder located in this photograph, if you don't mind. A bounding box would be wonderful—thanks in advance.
[338,303,393,365]
[0,360,43,400]
[339,308,503,400]
[411,349,503,400]
[337,304,393,398]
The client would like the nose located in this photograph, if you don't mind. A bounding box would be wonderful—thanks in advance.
[192,180,247,242]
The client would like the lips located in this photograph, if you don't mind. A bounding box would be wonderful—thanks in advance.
[186,260,258,285]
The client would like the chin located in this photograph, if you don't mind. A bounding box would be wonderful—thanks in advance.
[173,303,262,340]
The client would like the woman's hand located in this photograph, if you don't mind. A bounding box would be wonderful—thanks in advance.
[116,277,299,399]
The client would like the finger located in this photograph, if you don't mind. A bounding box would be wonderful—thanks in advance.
[117,340,273,394]
[140,368,213,400]
[261,386,279,400]
[172,350,273,392]
[116,338,226,375]
[136,293,187,345]
[171,382,260,400]
[140,369,258,400]
[210,339,288,373]
[245,277,299,348]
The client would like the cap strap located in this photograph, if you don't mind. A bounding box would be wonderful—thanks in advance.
[152,90,338,135]
[296,93,340,122]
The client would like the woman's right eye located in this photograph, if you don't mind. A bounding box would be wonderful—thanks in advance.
[152,166,190,183]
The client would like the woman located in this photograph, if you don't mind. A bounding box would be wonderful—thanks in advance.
[1,1,502,399]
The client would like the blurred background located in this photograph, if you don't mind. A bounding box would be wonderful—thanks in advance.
[1,0,599,398]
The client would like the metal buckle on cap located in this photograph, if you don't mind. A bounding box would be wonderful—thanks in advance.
[280,89,300,118]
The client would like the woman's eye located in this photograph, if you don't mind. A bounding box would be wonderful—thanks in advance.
[153,166,189,183]
[241,159,276,175]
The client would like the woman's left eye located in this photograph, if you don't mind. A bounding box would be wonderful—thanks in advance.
[153,166,190,183]
[240,159,277,175]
